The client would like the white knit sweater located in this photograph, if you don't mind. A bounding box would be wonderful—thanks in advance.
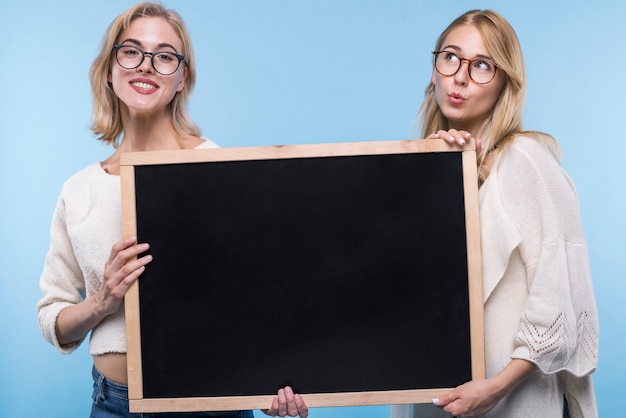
[37,139,219,355]
[391,136,598,418]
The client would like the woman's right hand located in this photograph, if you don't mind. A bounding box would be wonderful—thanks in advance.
[428,129,482,153]
[55,237,152,345]
[96,237,152,316]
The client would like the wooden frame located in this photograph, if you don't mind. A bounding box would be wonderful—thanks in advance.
[121,139,484,413]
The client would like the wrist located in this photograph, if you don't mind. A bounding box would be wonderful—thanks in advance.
[492,359,537,395]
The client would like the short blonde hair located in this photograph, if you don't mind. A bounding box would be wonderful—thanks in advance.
[418,10,558,184]
[89,1,200,146]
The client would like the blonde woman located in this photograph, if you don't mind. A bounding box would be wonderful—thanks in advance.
[392,10,598,418]
[37,3,307,417]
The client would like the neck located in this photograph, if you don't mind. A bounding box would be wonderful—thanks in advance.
[101,111,201,175]
[118,109,184,152]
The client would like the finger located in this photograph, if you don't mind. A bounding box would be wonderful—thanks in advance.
[428,130,456,140]
[442,400,462,416]
[451,130,473,145]
[119,242,150,265]
[277,388,287,417]
[283,386,298,416]
[104,252,152,299]
[294,393,308,418]
[264,397,279,416]
[438,130,456,143]
[119,252,152,277]
[440,129,461,143]
[432,392,454,407]
[115,236,139,250]
[428,130,449,141]
[428,130,474,146]
[107,237,138,263]
[118,262,148,288]
[452,130,467,145]
[108,240,150,275]
[116,243,151,278]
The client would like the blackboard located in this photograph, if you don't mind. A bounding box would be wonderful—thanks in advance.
[121,139,484,413]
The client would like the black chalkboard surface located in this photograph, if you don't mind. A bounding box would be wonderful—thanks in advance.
[121,139,484,413]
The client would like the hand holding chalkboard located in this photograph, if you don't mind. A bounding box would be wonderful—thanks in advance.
[264,386,309,418]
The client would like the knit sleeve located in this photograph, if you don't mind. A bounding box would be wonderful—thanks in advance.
[36,193,86,354]
[497,137,598,376]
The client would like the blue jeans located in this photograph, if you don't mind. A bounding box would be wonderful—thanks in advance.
[91,366,255,418]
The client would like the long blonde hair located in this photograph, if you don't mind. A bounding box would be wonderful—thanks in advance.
[418,9,558,184]
[89,1,200,146]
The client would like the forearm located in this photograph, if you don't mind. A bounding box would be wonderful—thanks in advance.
[54,237,151,346]
[55,296,111,345]
[490,358,537,397]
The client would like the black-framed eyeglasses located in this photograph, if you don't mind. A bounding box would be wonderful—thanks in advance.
[432,50,498,85]
[112,44,186,76]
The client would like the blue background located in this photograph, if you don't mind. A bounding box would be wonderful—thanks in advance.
[1,1,624,417]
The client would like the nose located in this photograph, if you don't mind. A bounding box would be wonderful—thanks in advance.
[453,60,470,85]
[137,53,154,74]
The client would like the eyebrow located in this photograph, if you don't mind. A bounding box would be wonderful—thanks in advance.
[441,44,494,61]
[118,38,180,53]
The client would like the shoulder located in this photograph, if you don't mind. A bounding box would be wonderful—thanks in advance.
[492,134,580,217]
[496,134,564,186]
[59,162,117,204]
[504,134,560,166]
[196,138,220,149]
[62,162,107,189]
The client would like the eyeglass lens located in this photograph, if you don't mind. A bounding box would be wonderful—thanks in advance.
[434,51,496,84]
[115,45,182,75]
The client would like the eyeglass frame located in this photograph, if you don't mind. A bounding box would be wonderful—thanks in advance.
[112,44,187,76]
[431,50,499,85]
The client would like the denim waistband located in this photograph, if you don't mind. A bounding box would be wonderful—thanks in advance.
[91,365,254,417]
[92,365,129,401]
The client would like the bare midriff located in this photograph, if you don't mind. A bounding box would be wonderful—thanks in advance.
[93,352,128,385]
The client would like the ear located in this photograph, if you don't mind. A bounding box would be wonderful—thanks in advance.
[177,65,188,93]
[431,69,436,85]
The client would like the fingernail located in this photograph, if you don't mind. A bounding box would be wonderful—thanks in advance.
[459,139,465,144]
[449,136,455,141]
[432,398,440,404]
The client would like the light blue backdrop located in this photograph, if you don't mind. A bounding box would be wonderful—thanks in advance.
[1,1,624,417]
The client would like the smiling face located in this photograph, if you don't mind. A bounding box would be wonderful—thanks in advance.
[431,25,505,134]
[108,16,187,117]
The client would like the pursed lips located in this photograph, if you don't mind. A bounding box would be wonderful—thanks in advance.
[449,92,466,104]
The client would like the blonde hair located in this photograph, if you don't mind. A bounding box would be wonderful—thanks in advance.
[418,9,559,184]
[89,1,200,146]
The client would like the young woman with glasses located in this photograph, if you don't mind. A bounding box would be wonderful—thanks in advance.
[37,3,308,417]
[391,9,598,418]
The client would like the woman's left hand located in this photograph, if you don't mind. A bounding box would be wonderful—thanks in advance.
[432,379,503,418]
[432,359,536,417]
[262,386,309,417]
